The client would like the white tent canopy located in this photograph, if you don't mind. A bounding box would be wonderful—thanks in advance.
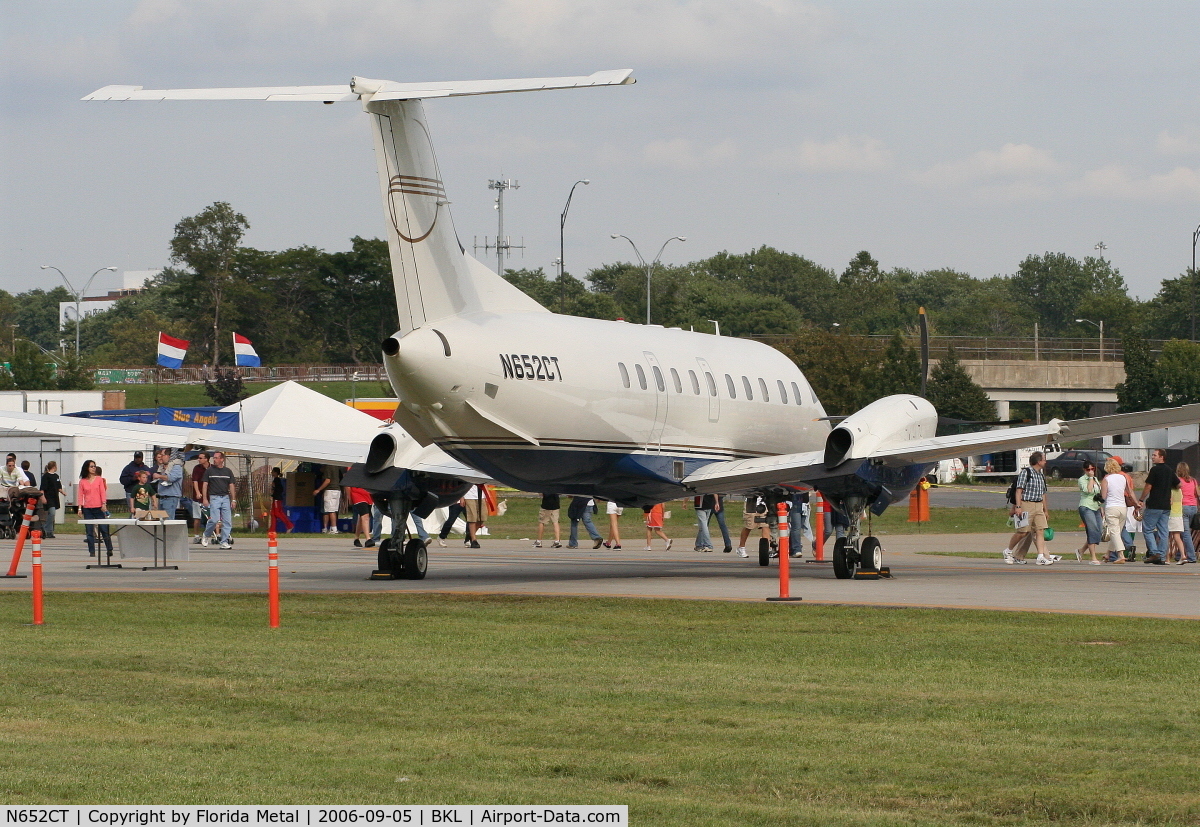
[220,380,384,443]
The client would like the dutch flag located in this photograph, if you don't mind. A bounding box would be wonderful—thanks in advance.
[157,332,189,369]
[232,332,261,367]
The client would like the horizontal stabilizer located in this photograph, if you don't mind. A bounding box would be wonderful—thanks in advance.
[83,70,634,103]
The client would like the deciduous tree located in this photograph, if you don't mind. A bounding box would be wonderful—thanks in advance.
[169,202,249,366]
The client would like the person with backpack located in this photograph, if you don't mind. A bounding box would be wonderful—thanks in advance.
[1003,451,1058,565]
[1001,475,1034,564]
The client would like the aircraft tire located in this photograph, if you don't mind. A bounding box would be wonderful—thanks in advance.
[832,537,854,579]
[860,536,882,573]
[377,538,394,572]
[402,538,428,580]
[758,537,770,567]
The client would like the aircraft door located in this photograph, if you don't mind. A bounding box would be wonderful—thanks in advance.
[643,351,668,451]
[696,357,719,423]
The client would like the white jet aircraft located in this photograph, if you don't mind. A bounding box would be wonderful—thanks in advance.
[5,70,1197,580]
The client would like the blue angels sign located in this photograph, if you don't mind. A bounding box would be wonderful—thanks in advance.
[156,407,240,431]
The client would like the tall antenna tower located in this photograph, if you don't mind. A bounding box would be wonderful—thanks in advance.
[474,178,525,276]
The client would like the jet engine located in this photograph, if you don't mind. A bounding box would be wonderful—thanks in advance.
[823,394,938,470]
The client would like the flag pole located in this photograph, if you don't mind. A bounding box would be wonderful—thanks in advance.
[154,332,160,408]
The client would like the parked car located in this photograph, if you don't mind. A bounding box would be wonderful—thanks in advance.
[1043,449,1113,479]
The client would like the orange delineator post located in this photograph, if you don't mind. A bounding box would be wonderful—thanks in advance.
[5,497,40,578]
[31,530,43,625]
[813,493,825,561]
[907,484,931,523]
[268,530,280,628]
[767,502,801,602]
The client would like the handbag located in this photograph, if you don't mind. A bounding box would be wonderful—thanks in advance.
[1191,511,1200,532]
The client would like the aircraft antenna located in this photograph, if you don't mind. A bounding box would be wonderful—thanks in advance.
[474,178,526,276]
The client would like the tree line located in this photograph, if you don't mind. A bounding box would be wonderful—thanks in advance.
[3,202,1196,413]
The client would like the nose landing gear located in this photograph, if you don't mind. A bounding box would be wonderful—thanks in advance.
[829,495,888,580]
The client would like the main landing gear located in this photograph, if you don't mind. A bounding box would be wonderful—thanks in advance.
[374,537,428,580]
[370,494,429,580]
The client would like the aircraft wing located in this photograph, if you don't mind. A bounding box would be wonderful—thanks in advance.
[0,410,490,482]
[682,402,1200,493]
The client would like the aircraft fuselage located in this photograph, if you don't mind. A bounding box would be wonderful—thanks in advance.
[384,311,831,504]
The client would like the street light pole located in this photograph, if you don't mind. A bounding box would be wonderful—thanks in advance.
[610,234,686,325]
[1191,222,1199,341]
[40,264,117,356]
[1076,317,1104,361]
[558,179,589,312]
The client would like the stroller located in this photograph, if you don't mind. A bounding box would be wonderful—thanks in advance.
[1,486,43,540]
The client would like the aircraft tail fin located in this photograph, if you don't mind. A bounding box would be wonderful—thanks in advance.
[84,70,636,335]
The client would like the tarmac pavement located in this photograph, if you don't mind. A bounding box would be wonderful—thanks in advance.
[3,530,1197,619]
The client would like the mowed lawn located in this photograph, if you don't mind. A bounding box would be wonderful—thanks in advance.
[3,593,1198,825]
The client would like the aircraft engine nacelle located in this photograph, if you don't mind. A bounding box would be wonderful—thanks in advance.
[824,394,938,470]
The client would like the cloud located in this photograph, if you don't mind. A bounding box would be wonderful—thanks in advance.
[761,136,892,173]
[1071,164,1200,201]
[641,138,737,170]
[98,0,836,77]
[1156,129,1200,156]
[913,143,1064,189]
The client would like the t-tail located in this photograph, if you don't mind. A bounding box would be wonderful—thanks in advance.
[85,70,636,335]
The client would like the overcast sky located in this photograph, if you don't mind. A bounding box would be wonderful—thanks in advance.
[2,1,1198,304]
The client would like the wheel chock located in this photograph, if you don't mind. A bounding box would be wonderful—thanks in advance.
[369,569,397,580]
[853,566,891,581]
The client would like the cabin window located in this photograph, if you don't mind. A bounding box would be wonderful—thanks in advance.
[758,378,769,402]
[618,363,630,388]
[635,364,648,390]
[742,376,754,400]
[689,370,700,395]
[777,380,788,404]
[791,382,803,405]
[652,365,665,392]
[705,372,717,396]
[670,367,682,394]
[725,374,737,399]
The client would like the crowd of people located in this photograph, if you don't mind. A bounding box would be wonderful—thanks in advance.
[8,443,1195,567]
[1003,448,1198,566]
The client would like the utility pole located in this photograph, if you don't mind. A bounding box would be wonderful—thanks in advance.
[474,178,524,276]
[1191,222,1199,341]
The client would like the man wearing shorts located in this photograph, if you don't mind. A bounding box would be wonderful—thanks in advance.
[737,494,771,558]
[345,481,373,547]
[1011,451,1058,566]
[322,470,342,534]
[534,492,562,548]
[462,485,486,548]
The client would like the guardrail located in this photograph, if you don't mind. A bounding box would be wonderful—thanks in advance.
[92,365,389,385]
[748,334,1171,362]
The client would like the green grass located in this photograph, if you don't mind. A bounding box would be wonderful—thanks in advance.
[2,593,1197,825]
